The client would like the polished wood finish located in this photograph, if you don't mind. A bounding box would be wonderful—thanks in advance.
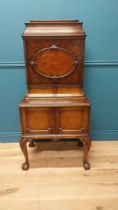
[19,20,91,170]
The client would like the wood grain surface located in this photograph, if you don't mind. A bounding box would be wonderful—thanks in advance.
[0,141,118,210]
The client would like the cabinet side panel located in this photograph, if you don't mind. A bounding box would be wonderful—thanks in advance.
[19,107,27,134]
[83,106,90,133]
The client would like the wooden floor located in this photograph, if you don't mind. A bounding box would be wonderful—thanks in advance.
[0,141,118,210]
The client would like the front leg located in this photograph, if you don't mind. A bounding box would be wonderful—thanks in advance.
[19,137,29,170]
[83,136,91,170]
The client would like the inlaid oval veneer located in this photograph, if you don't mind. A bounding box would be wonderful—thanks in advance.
[30,45,79,79]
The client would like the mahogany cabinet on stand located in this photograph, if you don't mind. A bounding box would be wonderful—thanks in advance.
[19,20,91,170]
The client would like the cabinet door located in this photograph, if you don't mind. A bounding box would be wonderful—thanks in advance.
[20,107,54,134]
[58,107,89,134]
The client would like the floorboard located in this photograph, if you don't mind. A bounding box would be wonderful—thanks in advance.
[0,141,118,210]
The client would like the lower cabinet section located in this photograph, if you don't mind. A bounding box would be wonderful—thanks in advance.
[19,105,90,136]
[19,98,91,170]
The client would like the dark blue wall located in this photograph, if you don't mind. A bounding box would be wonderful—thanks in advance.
[0,0,118,141]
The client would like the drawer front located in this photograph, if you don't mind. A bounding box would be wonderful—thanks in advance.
[58,106,90,134]
[20,107,54,134]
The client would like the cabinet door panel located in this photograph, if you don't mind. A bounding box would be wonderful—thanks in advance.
[59,107,89,134]
[26,107,53,134]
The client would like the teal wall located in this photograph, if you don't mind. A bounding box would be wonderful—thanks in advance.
[0,0,118,142]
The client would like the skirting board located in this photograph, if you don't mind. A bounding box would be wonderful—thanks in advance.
[0,130,118,142]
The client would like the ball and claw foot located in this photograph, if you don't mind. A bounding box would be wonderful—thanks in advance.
[83,161,90,170]
[21,162,29,170]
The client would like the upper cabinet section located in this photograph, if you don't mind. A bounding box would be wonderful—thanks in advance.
[22,20,86,38]
[22,20,86,88]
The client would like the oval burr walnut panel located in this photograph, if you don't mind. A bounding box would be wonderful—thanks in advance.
[30,45,79,79]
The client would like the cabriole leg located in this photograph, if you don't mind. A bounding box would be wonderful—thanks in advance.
[83,136,91,170]
[19,137,29,170]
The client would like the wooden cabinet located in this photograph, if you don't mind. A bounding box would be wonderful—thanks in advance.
[19,20,91,170]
